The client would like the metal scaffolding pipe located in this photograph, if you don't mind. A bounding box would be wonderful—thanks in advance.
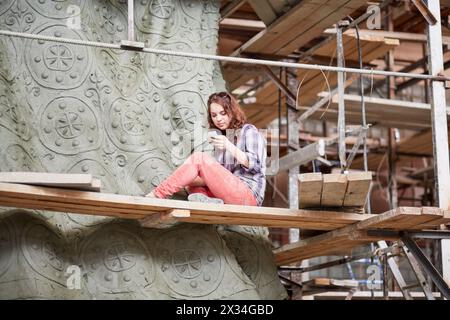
[336,24,347,169]
[1,29,449,81]
[127,0,135,41]
[426,0,450,289]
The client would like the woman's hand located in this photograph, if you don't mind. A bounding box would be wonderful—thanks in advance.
[211,135,249,168]
[210,135,232,151]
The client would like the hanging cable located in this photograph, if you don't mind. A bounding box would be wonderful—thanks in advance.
[318,68,332,119]
[278,67,282,145]
[348,15,372,214]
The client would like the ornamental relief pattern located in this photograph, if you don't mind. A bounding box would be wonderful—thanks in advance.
[0,0,286,300]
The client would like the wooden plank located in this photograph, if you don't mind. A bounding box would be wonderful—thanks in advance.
[139,209,190,229]
[0,172,101,191]
[356,207,444,230]
[329,29,450,46]
[173,212,363,230]
[246,0,326,54]
[0,196,147,219]
[343,172,372,207]
[298,173,323,208]
[276,0,368,55]
[321,174,348,207]
[172,205,369,230]
[3,182,446,235]
[413,209,450,229]
[0,182,373,230]
[303,278,359,288]
[231,0,364,56]
[263,0,333,54]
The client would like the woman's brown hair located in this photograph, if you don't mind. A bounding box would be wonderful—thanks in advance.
[207,92,247,130]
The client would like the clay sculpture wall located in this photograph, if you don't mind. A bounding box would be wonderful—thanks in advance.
[0,0,286,299]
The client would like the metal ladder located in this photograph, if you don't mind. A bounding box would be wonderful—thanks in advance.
[377,240,436,300]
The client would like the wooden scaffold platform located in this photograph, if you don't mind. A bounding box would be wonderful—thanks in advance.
[0,179,449,266]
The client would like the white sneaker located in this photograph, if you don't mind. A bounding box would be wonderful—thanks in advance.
[187,193,224,204]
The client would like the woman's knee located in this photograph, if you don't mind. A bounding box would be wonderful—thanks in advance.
[189,151,213,164]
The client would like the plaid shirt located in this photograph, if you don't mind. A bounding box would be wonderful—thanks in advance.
[213,124,267,206]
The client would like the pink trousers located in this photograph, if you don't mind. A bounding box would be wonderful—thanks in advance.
[152,152,257,206]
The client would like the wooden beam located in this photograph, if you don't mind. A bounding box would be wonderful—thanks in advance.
[274,224,395,265]
[302,278,359,289]
[324,28,450,46]
[356,207,443,230]
[274,207,449,265]
[411,0,438,25]
[220,0,248,21]
[323,93,450,130]
[220,18,265,31]
[397,59,450,91]
[232,1,368,57]
[247,0,277,25]
[262,65,296,104]
[139,209,190,229]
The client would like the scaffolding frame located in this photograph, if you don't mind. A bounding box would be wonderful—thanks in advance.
[0,0,449,299]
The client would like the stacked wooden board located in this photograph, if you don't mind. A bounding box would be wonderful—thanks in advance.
[298,172,372,209]
[274,207,450,265]
[0,172,101,192]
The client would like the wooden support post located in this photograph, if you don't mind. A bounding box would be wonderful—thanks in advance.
[426,0,450,287]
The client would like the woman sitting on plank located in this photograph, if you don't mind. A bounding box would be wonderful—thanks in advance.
[145,92,267,206]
